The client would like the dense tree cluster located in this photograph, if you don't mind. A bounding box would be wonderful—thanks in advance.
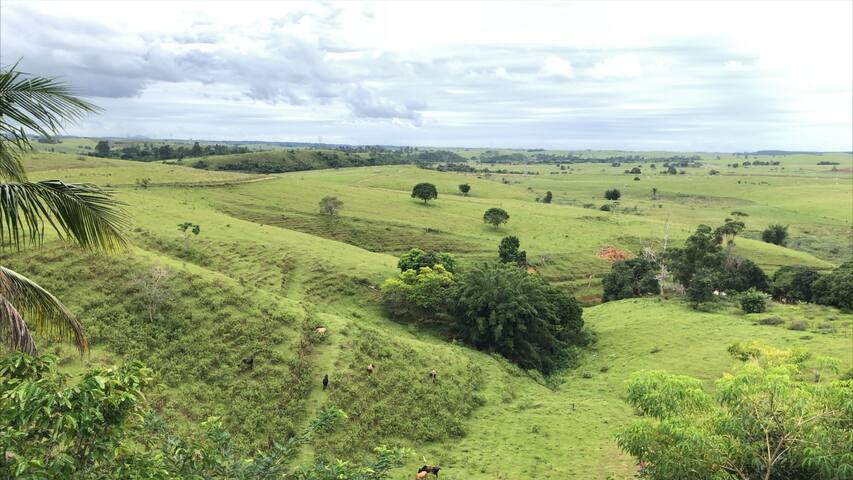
[602,258,660,301]
[397,248,457,273]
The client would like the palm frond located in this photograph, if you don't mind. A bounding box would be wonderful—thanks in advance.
[0,180,128,251]
[0,267,87,355]
[0,62,100,181]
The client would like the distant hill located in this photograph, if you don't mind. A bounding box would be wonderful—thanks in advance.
[190,149,465,173]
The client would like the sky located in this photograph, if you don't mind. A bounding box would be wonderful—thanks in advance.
[1,1,851,151]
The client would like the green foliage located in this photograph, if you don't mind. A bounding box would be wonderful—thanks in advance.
[380,264,454,318]
[771,265,820,303]
[410,182,438,204]
[319,196,344,216]
[717,256,770,292]
[616,349,853,480]
[668,225,722,288]
[450,262,584,374]
[713,218,745,245]
[739,288,769,313]
[397,247,456,273]
[762,223,789,245]
[498,235,526,266]
[95,140,110,156]
[458,183,471,195]
[0,353,407,479]
[812,261,853,311]
[601,258,660,302]
[604,189,621,200]
[483,207,510,229]
[685,269,715,308]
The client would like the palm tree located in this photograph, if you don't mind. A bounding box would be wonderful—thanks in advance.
[0,63,128,355]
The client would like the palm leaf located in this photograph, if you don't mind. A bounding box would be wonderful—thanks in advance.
[0,267,87,355]
[0,62,100,182]
[0,180,128,251]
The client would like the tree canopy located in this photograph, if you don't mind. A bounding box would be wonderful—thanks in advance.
[411,183,438,204]
[483,207,510,229]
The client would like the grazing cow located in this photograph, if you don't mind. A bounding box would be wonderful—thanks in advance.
[367,363,374,374]
[315,327,327,334]
[322,374,329,390]
[415,472,427,480]
[418,465,440,477]
[240,356,254,369]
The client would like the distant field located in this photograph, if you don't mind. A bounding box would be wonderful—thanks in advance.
[12,149,853,479]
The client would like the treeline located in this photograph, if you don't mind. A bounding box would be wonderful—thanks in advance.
[475,150,702,166]
[90,140,252,162]
[192,149,465,174]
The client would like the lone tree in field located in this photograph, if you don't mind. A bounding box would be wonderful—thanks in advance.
[604,189,621,201]
[651,187,658,199]
[411,182,438,204]
[542,191,553,203]
[761,224,788,246]
[178,222,200,250]
[0,64,127,355]
[94,140,110,156]
[458,183,471,196]
[319,196,343,216]
[483,207,510,229]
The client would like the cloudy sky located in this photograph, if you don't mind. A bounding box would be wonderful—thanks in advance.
[2,1,851,151]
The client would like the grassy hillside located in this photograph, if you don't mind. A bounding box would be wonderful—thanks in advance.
[9,150,853,479]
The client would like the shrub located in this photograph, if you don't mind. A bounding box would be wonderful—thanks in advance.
[380,264,455,319]
[771,265,820,303]
[761,224,789,245]
[458,183,471,195]
[397,248,456,273]
[787,320,808,331]
[319,195,343,215]
[599,204,612,212]
[604,189,621,200]
[717,257,769,292]
[739,289,769,313]
[758,316,784,326]
[686,269,715,308]
[542,191,553,203]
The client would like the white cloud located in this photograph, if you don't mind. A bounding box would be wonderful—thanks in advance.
[1,0,850,150]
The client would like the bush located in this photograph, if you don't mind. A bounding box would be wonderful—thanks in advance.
[599,204,612,212]
[761,224,788,245]
[771,265,820,303]
[758,316,784,326]
[380,264,455,319]
[450,262,584,374]
[787,320,808,331]
[602,258,660,302]
[604,189,621,200]
[411,182,438,204]
[686,269,715,308]
[319,196,343,215]
[739,289,769,313]
[718,257,769,292]
[498,236,527,266]
[397,248,456,273]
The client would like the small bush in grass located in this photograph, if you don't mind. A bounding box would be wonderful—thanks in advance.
[758,316,784,326]
[787,320,808,331]
[739,289,769,313]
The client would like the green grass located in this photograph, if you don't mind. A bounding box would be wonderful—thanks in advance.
[9,149,853,478]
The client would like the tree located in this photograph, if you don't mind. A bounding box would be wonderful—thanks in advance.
[94,140,110,156]
[686,269,715,308]
[717,256,769,292]
[667,165,678,175]
[542,191,553,203]
[178,222,200,250]
[380,264,454,318]
[812,261,853,311]
[450,262,584,374]
[604,189,621,200]
[498,236,526,266]
[667,225,722,288]
[129,265,175,322]
[762,224,789,246]
[616,345,853,480]
[602,258,660,302]
[771,265,820,303]
[397,248,456,273]
[629,166,641,174]
[190,141,203,157]
[319,196,343,216]
[458,183,470,196]
[483,207,510,229]
[0,64,127,355]
[157,144,173,160]
[651,187,658,200]
[713,219,745,246]
[411,182,437,204]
